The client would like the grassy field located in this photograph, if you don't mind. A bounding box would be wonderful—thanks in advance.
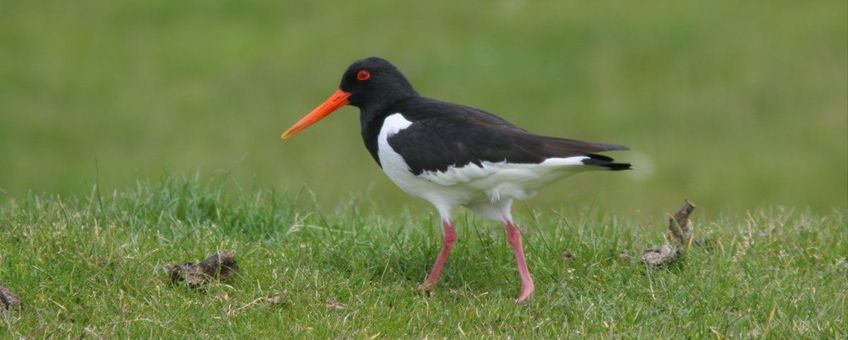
[0,1,845,214]
[1,1,846,337]
[0,177,845,337]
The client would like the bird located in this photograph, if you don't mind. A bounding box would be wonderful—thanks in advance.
[281,57,630,303]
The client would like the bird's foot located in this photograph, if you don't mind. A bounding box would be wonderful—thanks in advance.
[515,283,535,304]
[417,281,436,292]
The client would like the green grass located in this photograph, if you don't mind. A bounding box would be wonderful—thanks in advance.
[1,176,845,337]
[0,1,846,214]
[0,1,845,337]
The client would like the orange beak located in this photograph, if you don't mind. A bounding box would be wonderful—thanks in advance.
[281,89,352,139]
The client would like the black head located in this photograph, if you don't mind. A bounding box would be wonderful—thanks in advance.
[338,57,418,111]
[281,57,418,139]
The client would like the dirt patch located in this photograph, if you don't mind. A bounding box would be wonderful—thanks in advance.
[641,244,681,266]
[0,285,20,310]
[165,251,238,288]
[641,201,697,267]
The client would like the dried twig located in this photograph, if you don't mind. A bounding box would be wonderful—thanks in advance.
[326,298,346,310]
[667,200,696,247]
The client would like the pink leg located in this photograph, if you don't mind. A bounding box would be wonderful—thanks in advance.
[505,221,535,303]
[418,220,457,291]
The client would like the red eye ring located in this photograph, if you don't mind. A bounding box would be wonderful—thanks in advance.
[356,70,370,81]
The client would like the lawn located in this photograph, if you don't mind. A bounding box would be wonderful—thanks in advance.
[1,177,845,337]
[0,0,846,337]
[0,1,845,214]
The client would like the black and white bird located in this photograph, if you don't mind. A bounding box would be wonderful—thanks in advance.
[282,57,631,303]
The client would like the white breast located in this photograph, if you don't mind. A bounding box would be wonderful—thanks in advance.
[376,114,413,183]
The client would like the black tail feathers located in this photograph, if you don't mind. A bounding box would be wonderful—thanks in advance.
[582,153,632,171]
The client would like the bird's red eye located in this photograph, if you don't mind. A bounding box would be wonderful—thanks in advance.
[357,70,370,81]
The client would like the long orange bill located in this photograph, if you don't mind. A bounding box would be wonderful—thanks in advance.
[281,89,351,139]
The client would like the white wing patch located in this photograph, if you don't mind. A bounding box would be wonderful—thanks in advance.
[420,156,590,202]
[421,157,589,186]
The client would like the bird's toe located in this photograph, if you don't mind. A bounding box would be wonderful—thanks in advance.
[514,284,535,303]
[417,282,436,292]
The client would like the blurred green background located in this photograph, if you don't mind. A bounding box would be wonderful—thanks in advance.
[0,1,845,216]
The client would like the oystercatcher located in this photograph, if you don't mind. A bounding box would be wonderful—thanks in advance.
[282,57,630,303]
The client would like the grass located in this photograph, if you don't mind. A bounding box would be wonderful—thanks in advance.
[0,0,845,337]
[0,1,846,214]
[1,176,845,337]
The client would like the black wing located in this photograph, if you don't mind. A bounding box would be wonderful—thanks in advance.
[387,99,630,175]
